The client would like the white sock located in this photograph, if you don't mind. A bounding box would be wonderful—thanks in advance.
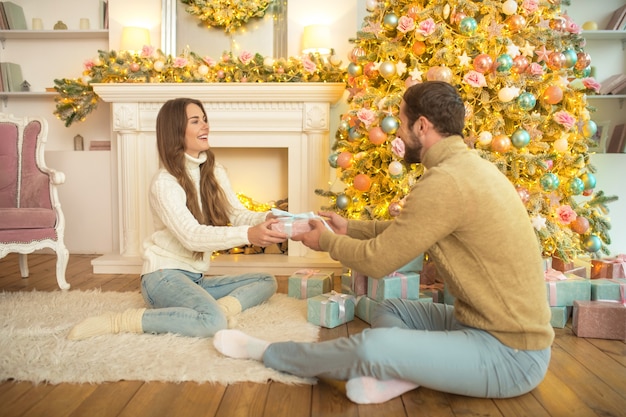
[213,329,269,361]
[346,376,419,404]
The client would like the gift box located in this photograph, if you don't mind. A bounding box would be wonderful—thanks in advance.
[443,284,456,305]
[551,257,575,272]
[307,291,356,328]
[590,255,626,279]
[396,254,425,273]
[270,217,312,238]
[590,278,626,303]
[341,270,368,296]
[420,283,444,303]
[572,300,626,341]
[545,271,591,307]
[417,292,434,303]
[550,306,572,328]
[542,257,552,272]
[572,255,592,278]
[288,269,333,299]
[563,266,587,279]
[367,271,420,302]
[355,296,380,324]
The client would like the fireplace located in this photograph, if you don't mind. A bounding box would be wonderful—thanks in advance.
[91,83,345,275]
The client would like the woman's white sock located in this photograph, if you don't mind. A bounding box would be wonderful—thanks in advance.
[213,329,269,361]
[346,376,419,404]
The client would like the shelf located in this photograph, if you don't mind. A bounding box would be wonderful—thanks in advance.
[0,29,108,42]
[582,30,626,40]
[0,91,57,107]
[587,94,626,99]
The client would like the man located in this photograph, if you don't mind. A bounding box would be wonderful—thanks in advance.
[213,81,554,404]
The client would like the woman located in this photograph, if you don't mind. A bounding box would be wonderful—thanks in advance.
[68,98,287,340]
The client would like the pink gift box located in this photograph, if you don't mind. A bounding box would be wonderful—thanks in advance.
[270,218,312,238]
[591,255,626,279]
[572,300,626,341]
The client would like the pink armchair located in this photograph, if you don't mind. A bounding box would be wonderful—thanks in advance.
[0,113,70,290]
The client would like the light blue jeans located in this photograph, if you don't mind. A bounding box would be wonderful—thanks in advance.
[140,269,277,337]
[263,299,551,398]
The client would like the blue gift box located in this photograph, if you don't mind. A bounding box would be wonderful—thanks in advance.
[367,271,420,301]
[590,278,626,303]
[396,254,425,273]
[288,269,333,299]
[545,272,591,307]
[550,306,572,328]
[340,270,368,296]
[307,292,356,328]
[355,296,379,324]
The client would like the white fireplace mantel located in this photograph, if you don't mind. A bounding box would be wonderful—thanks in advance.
[91,83,345,275]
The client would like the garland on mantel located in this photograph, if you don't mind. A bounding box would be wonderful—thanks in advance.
[179,0,273,34]
[53,46,347,127]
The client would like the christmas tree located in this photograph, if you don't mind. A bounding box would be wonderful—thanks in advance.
[320,0,618,261]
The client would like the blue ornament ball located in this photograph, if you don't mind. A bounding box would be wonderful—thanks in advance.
[568,178,585,195]
[349,127,364,141]
[517,92,537,111]
[495,54,513,72]
[338,120,350,132]
[573,66,591,78]
[540,172,560,191]
[580,172,596,190]
[459,17,478,35]
[381,115,399,134]
[581,120,597,139]
[328,152,339,168]
[383,13,399,30]
[511,128,531,148]
[336,193,350,209]
[562,49,578,68]
[347,62,363,77]
[583,234,602,253]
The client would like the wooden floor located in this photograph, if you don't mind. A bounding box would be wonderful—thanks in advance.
[0,254,625,417]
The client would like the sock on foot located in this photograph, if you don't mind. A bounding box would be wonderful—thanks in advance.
[217,296,242,328]
[213,329,269,361]
[346,376,419,404]
[67,308,145,340]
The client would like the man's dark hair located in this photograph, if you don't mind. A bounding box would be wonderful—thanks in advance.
[402,81,465,137]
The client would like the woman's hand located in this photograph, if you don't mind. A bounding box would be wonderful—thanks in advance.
[248,219,288,247]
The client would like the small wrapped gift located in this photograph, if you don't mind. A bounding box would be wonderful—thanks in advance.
[417,292,434,303]
[341,270,368,296]
[572,255,592,278]
[563,266,587,278]
[396,254,425,273]
[572,300,626,341]
[545,270,591,307]
[551,257,575,272]
[550,306,572,328]
[420,283,444,303]
[590,255,626,279]
[269,208,333,238]
[591,278,626,303]
[307,291,356,328]
[542,257,552,272]
[355,296,380,324]
[288,269,333,299]
[367,271,420,302]
[443,284,456,305]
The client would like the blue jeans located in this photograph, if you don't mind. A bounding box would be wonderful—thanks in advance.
[263,299,551,398]
[140,269,277,337]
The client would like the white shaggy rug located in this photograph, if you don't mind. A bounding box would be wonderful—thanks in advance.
[0,290,319,385]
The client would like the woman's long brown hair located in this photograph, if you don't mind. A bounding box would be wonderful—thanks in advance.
[155,98,232,257]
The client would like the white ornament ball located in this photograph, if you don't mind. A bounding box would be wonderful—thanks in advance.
[388,161,403,176]
[502,0,518,15]
[553,137,569,152]
[198,65,209,76]
[365,0,378,12]
[498,87,518,103]
[81,75,92,84]
[478,131,493,145]
[263,56,275,66]
[154,60,165,72]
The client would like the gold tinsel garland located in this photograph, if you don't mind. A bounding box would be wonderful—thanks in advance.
[179,0,272,34]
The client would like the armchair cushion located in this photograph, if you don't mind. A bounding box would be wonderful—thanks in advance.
[0,207,56,229]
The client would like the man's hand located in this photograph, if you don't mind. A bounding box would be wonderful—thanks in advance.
[318,211,348,235]
[291,219,327,251]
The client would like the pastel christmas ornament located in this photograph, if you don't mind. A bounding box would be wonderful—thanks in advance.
[581,120,597,138]
[477,131,493,145]
[328,152,339,168]
[502,0,518,15]
[512,55,529,73]
[383,13,399,30]
[542,85,563,104]
[506,14,526,32]
[412,41,426,55]
[365,0,378,11]
[511,128,531,148]
[553,137,569,152]
[459,17,478,35]
[491,134,511,153]
[498,87,518,102]
[495,54,513,72]
[516,186,530,203]
[381,115,399,134]
[517,92,536,110]
[353,174,372,192]
[568,178,585,195]
[426,66,453,83]
[347,62,363,77]
[540,173,560,191]
[349,127,364,141]
[336,194,350,209]
[339,120,350,132]
[547,52,565,70]
[570,216,590,234]
[388,160,404,176]
[583,235,602,253]
[379,61,396,79]
[349,47,366,63]
[473,54,493,73]
[580,172,596,190]
[582,21,597,30]
[575,52,591,70]
[562,49,578,68]
[368,126,387,145]
[337,152,353,169]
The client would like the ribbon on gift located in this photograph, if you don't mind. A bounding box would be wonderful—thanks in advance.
[271,208,334,232]
[545,268,567,307]
[319,291,356,324]
[294,268,320,299]
[605,255,626,278]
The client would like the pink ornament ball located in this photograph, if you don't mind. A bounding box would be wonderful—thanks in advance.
[491,134,511,153]
[353,174,372,192]
[426,66,453,83]
[570,216,590,234]
[516,186,530,203]
[368,126,387,145]
[337,152,353,169]
[473,54,493,73]
[541,85,563,105]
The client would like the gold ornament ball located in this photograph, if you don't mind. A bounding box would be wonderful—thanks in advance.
[491,134,511,153]
[506,14,526,32]
[412,41,426,55]
[379,61,396,79]
[426,66,453,83]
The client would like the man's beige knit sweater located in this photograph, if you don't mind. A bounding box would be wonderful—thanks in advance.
[320,135,554,351]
